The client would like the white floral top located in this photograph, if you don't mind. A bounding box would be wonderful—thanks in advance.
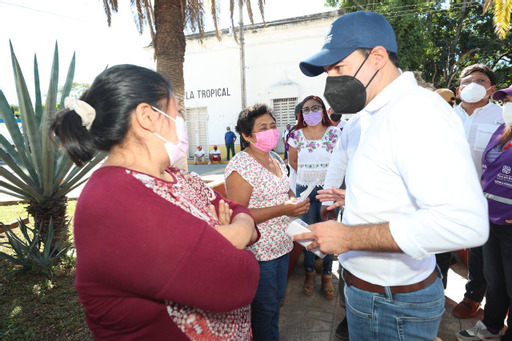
[288,126,341,187]
[225,151,293,261]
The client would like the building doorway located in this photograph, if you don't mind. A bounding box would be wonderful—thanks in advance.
[185,107,209,158]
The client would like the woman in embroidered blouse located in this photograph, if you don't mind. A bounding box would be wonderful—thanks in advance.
[50,65,260,341]
[288,95,341,300]
[224,104,310,341]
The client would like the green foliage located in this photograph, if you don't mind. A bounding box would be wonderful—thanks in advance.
[0,218,71,276]
[0,42,106,204]
[324,1,512,89]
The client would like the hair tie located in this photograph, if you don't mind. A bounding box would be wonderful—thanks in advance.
[64,97,96,131]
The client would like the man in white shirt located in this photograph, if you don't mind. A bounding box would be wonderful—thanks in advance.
[193,146,205,164]
[295,11,488,340]
[209,145,222,164]
[452,64,504,320]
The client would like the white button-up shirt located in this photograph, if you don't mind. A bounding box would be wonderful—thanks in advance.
[339,72,489,286]
[454,102,503,177]
[322,114,361,205]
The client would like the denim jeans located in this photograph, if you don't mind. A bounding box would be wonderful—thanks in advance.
[296,184,339,274]
[343,269,445,341]
[251,253,289,341]
[482,222,512,340]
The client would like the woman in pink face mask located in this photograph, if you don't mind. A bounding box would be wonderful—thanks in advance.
[225,104,310,341]
[288,95,340,301]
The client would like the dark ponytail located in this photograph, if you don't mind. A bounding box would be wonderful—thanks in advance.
[50,65,172,167]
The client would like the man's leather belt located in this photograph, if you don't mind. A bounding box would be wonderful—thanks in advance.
[342,268,438,294]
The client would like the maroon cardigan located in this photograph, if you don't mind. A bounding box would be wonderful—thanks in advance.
[73,166,259,340]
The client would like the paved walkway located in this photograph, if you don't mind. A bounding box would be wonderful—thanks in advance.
[279,254,485,340]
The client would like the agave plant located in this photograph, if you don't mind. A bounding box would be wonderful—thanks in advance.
[0,42,106,246]
[0,218,72,275]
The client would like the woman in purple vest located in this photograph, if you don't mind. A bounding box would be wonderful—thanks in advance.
[457,84,512,340]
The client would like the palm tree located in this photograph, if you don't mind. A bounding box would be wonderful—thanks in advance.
[484,0,512,39]
[101,0,265,105]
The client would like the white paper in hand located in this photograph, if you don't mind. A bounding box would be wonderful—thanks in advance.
[285,219,325,258]
[298,179,320,202]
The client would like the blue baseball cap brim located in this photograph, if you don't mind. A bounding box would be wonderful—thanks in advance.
[300,47,359,77]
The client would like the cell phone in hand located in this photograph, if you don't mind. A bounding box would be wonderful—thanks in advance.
[285,219,325,258]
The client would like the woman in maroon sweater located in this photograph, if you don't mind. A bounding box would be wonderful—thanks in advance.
[51,65,260,340]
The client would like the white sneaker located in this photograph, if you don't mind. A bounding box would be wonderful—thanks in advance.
[455,320,501,341]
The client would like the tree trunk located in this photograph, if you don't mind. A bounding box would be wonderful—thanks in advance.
[154,0,186,106]
[27,197,68,250]
[154,0,188,171]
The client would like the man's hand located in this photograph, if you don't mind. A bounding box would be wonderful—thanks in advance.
[293,220,350,254]
[283,197,310,217]
[316,187,346,210]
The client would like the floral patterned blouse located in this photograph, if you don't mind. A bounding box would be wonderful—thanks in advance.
[225,151,293,261]
[288,126,341,187]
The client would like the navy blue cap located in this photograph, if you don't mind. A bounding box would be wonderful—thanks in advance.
[300,11,398,77]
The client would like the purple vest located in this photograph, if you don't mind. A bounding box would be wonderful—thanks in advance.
[481,124,512,225]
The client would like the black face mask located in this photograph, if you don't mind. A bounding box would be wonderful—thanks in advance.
[330,113,342,122]
[323,54,379,114]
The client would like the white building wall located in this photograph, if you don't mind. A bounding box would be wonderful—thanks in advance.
[184,11,341,152]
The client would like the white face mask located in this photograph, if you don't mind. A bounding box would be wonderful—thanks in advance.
[503,102,512,126]
[460,83,491,103]
[151,106,189,166]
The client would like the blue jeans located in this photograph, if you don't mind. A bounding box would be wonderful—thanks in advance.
[343,269,445,340]
[296,184,338,274]
[251,253,289,341]
[482,222,512,339]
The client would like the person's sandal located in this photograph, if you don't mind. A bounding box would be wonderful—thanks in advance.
[303,271,316,296]
[321,273,335,300]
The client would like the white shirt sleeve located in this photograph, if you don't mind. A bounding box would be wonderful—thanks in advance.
[388,98,489,259]
[322,131,348,206]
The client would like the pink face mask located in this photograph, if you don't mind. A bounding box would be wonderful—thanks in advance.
[252,129,280,152]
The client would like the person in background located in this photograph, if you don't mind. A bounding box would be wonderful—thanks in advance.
[295,11,488,339]
[51,64,259,340]
[282,123,291,161]
[434,86,457,289]
[225,126,237,161]
[209,145,222,164]
[288,95,341,301]
[456,84,512,341]
[194,145,205,164]
[328,107,345,129]
[225,104,310,341]
[435,88,456,106]
[286,103,301,194]
[452,63,503,320]
[316,112,361,340]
